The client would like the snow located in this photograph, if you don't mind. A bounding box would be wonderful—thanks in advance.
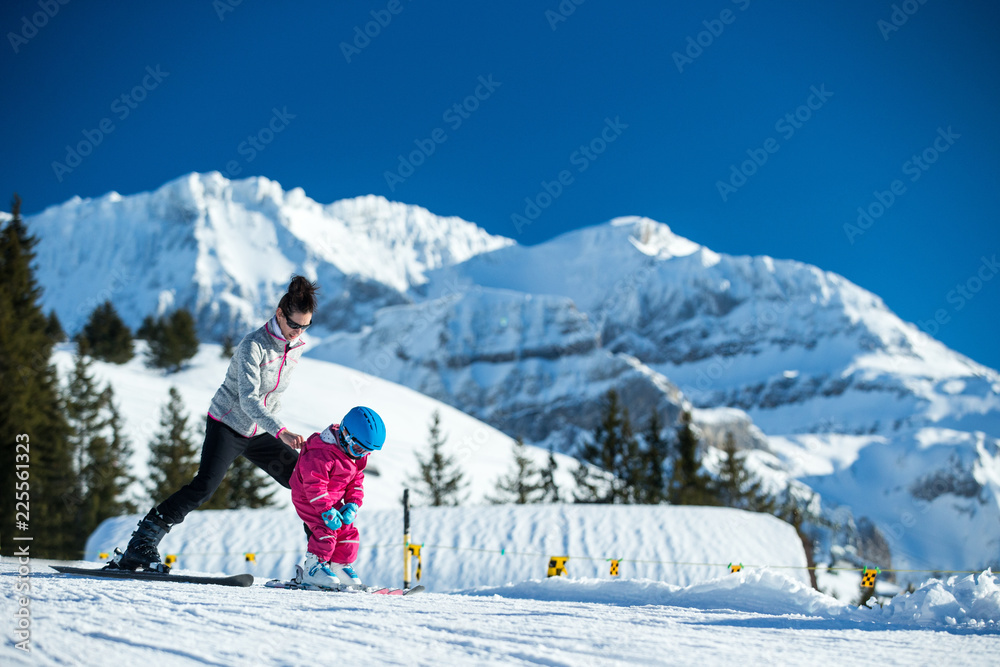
[82,505,810,591]
[4,503,998,663]
[0,504,972,662]
[2,560,996,666]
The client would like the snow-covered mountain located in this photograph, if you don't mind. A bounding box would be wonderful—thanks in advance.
[310,288,686,444]
[23,173,1000,579]
[28,171,511,337]
[419,216,1000,576]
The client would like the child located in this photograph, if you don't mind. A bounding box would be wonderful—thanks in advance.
[290,406,386,588]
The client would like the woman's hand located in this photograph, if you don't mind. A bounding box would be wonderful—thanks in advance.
[279,429,306,450]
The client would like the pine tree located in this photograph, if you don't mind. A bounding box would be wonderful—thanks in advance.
[45,310,66,343]
[64,340,136,541]
[147,387,201,501]
[574,390,623,503]
[668,411,719,506]
[716,432,775,513]
[639,410,669,504]
[221,334,236,359]
[78,393,137,538]
[538,445,561,502]
[136,315,157,340]
[66,340,110,474]
[618,408,646,503]
[574,390,640,503]
[407,410,468,506]
[145,308,200,372]
[489,437,544,504]
[78,300,134,364]
[0,194,78,558]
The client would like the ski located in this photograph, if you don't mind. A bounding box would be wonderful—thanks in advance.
[264,578,425,596]
[50,565,254,588]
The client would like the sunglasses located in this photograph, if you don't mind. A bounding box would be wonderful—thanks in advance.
[283,312,312,330]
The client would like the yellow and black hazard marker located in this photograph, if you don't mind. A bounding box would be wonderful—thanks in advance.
[861,567,879,588]
[245,553,257,564]
[547,556,569,577]
[729,562,743,573]
[609,559,621,577]
[407,544,423,581]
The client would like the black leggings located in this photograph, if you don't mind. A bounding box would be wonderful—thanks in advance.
[156,417,299,525]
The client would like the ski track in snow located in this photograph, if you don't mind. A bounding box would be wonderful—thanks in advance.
[3,563,998,666]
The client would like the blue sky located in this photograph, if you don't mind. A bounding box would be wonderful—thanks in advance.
[2,1,998,369]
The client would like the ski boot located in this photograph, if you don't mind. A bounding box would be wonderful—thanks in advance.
[298,552,341,589]
[328,562,363,587]
[105,508,172,572]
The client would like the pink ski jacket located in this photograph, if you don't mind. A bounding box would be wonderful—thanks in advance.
[291,424,366,521]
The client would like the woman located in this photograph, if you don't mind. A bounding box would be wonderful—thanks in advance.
[110,275,319,571]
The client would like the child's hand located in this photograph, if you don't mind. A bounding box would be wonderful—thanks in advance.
[340,503,359,525]
[321,508,342,531]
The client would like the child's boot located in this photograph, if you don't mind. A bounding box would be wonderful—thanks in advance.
[328,562,362,587]
[300,552,339,589]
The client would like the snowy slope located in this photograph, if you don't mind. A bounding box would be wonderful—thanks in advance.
[8,503,998,664]
[51,341,579,511]
[1,559,997,666]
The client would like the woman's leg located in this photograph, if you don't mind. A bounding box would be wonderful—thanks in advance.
[155,417,247,524]
[243,433,299,488]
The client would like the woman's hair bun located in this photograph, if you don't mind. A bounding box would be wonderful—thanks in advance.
[280,275,319,315]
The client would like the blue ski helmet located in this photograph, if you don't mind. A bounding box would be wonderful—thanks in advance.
[340,406,386,458]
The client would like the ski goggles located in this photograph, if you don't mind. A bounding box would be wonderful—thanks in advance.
[341,426,372,458]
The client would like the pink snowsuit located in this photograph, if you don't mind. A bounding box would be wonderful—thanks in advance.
[290,424,366,563]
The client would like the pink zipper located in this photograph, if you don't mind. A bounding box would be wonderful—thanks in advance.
[261,337,303,433]
[263,344,289,408]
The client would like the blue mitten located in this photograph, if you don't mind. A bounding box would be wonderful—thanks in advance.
[340,503,359,525]
[321,507,342,531]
